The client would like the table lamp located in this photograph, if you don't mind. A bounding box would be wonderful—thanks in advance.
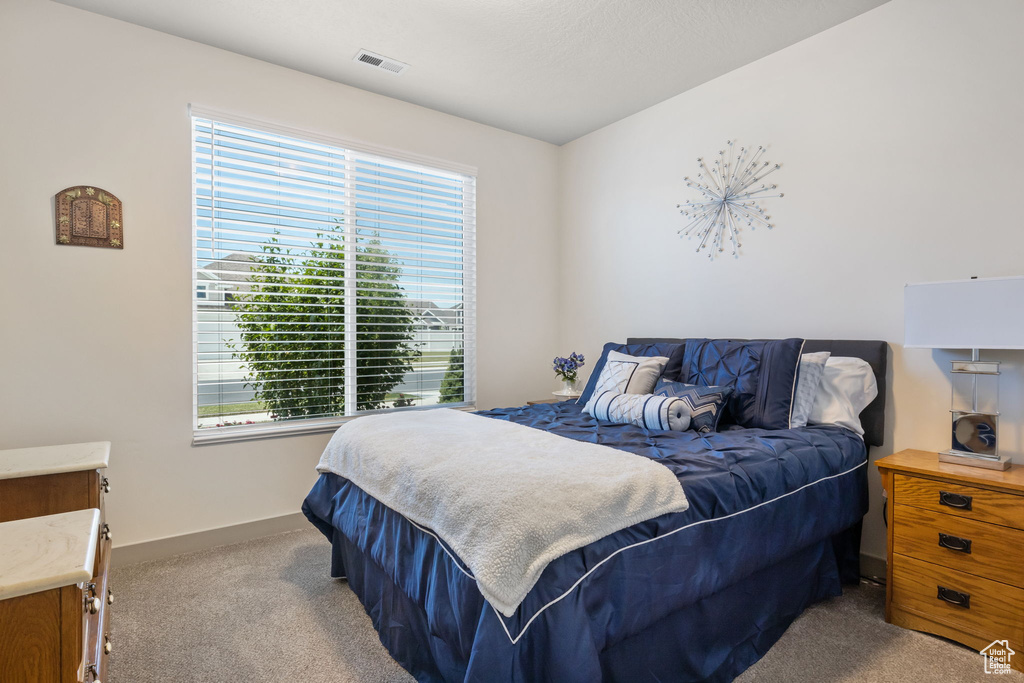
[905,275,1024,470]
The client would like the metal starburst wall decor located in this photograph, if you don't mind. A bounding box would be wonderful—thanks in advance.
[676,141,783,259]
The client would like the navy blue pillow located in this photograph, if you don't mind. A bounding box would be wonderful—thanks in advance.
[662,344,687,383]
[652,379,733,433]
[577,341,682,406]
[678,338,805,430]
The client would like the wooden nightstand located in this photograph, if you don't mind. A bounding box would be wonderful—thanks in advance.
[527,397,580,405]
[877,449,1024,672]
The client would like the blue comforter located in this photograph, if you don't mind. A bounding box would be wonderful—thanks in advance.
[302,402,869,682]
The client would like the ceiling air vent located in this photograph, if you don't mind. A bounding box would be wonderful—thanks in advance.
[354,49,408,75]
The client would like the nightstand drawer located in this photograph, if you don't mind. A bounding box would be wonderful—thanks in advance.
[893,504,1024,587]
[895,474,1024,530]
[891,554,1024,646]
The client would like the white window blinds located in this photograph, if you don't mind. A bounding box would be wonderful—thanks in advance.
[192,112,476,440]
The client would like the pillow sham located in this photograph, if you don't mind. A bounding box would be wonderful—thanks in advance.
[790,351,831,428]
[677,338,804,430]
[585,390,691,432]
[652,379,732,434]
[577,342,679,405]
[662,343,687,383]
[807,356,879,436]
[590,350,670,396]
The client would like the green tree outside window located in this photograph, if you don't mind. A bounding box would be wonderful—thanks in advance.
[230,228,418,420]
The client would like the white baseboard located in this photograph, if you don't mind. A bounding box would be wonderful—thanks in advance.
[860,552,886,580]
[112,512,309,568]
[113,514,891,581]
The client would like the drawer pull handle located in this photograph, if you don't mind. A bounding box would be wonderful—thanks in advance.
[104,634,112,655]
[86,596,101,615]
[937,585,971,609]
[102,523,112,542]
[939,491,972,510]
[101,476,110,494]
[107,587,114,605]
[938,533,972,554]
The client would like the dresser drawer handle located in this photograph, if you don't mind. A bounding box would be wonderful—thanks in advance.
[86,596,101,615]
[937,585,971,609]
[939,491,972,510]
[938,532,972,554]
[101,476,110,494]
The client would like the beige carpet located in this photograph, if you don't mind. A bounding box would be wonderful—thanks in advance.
[108,529,1021,682]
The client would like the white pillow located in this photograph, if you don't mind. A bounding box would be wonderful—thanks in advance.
[590,350,669,396]
[807,356,879,436]
[791,352,831,428]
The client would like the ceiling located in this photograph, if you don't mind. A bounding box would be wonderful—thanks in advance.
[55,0,888,145]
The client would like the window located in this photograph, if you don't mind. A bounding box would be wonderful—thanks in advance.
[192,110,476,442]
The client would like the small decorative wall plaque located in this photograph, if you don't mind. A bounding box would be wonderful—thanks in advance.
[55,186,123,249]
[676,141,782,260]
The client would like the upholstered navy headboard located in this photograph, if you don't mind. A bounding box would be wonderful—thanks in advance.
[626,338,889,448]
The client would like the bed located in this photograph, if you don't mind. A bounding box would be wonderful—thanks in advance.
[302,338,888,682]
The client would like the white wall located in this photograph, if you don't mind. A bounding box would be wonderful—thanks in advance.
[0,0,560,547]
[558,0,1024,561]
[4,0,1022,564]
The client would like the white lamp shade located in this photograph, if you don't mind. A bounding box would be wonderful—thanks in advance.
[905,276,1024,349]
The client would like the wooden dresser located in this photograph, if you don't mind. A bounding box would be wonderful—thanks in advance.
[0,510,101,683]
[878,449,1024,673]
[0,442,112,682]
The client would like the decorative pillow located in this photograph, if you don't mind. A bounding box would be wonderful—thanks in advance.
[662,344,688,382]
[585,391,691,432]
[577,342,681,405]
[790,352,831,428]
[807,356,879,436]
[652,379,733,434]
[678,338,805,430]
[589,350,670,397]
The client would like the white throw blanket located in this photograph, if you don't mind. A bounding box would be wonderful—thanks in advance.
[316,409,689,617]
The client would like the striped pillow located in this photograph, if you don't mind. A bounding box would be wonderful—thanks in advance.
[585,391,691,432]
[652,379,732,434]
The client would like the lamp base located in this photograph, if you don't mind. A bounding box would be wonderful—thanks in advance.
[939,449,1011,471]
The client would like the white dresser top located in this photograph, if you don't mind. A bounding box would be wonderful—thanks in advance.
[0,509,100,601]
[0,441,110,480]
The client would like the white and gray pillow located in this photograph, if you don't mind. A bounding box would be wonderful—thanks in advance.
[808,356,879,436]
[589,350,669,397]
[585,391,692,432]
[790,352,831,428]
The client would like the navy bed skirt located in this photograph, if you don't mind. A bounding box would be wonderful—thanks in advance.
[317,517,855,682]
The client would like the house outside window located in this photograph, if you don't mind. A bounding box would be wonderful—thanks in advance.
[191,110,476,442]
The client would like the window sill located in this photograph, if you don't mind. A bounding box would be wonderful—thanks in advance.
[191,403,477,446]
